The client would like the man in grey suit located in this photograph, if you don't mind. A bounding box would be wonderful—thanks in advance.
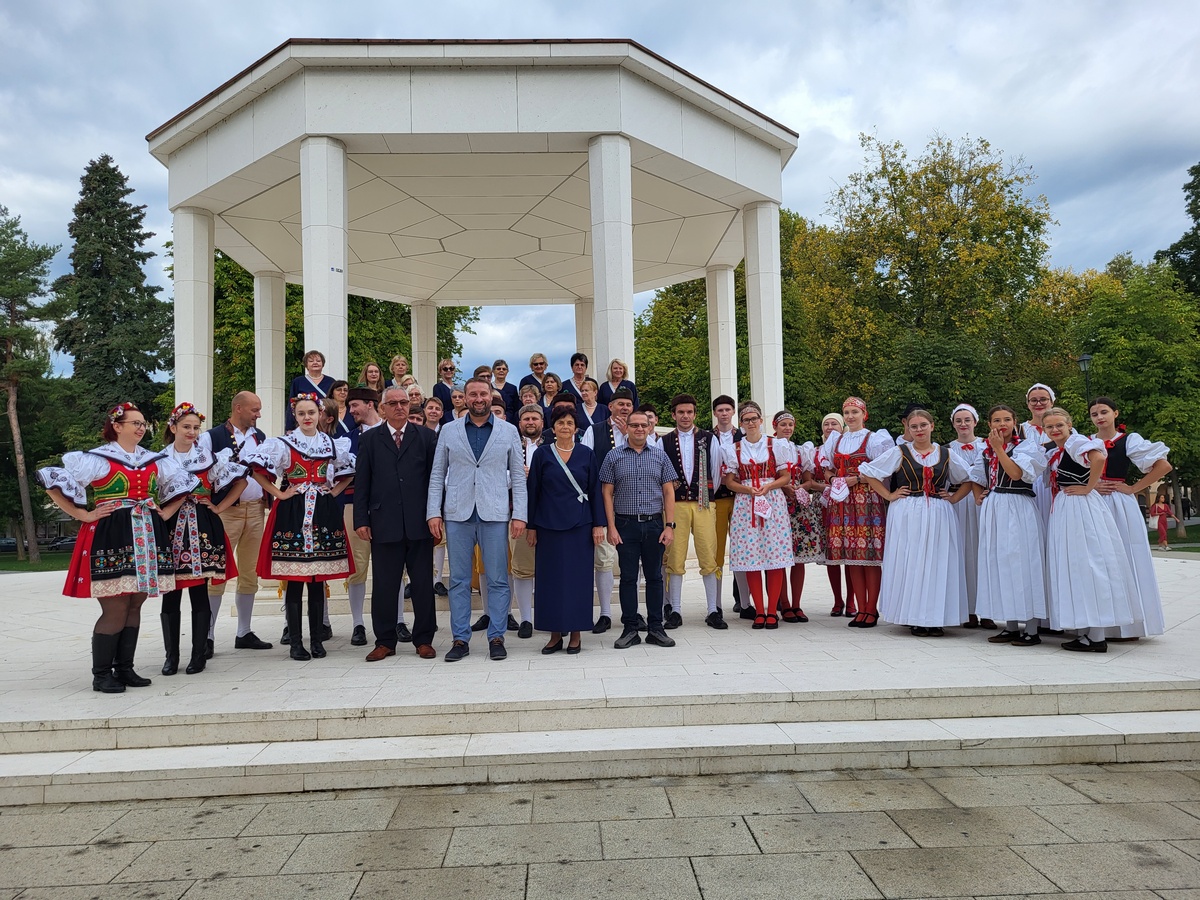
[428,376,528,661]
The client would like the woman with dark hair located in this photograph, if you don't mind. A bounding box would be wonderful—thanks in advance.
[286,349,336,430]
[157,402,250,675]
[328,382,353,437]
[1149,491,1173,551]
[244,394,356,660]
[771,411,813,623]
[38,402,196,692]
[814,413,855,618]
[563,352,590,403]
[539,372,563,415]
[359,362,386,394]
[526,404,607,653]
[1089,396,1171,639]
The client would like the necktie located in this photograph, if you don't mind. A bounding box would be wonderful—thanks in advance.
[394,427,403,449]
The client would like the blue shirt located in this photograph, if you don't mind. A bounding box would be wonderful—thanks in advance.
[465,414,495,461]
[598,443,676,516]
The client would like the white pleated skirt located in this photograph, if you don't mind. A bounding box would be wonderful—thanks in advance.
[951,494,981,613]
[878,496,967,627]
[975,493,1047,623]
[1098,492,1164,638]
[1046,493,1137,630]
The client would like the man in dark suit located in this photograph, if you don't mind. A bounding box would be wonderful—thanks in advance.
[354,385,439,660]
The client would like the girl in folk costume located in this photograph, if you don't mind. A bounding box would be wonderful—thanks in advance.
[820,398,893,628]
[721,402,795,629]
[859,409,971,635]
[244,394,356,661]
[815,413,856,617]
[948,404,993,629]
[969,404,1050,646]
[1041,407,1137,653]
[1088,397,1171,640]
[38,403,197,693]
[1021,384,1057,524]
[772,411,813,623]
[158,403,250,676]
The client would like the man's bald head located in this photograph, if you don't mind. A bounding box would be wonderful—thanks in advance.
[230,392,262,430]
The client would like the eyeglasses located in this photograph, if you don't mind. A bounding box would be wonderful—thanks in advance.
[740,415,762,424]
[380,400,404,407]
[628,423,650,429]
[123,421,148,430]
[441,366,455,372]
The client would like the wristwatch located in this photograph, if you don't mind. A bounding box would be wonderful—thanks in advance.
[664,522,676,528]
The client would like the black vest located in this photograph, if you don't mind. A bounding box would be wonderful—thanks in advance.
[208,421,266,505]
[590,422,617,467]
[1045,440,1091,487]
[711,427,743,499]
[894,444,952,494]
[1100,433,1129,480]
[661,428,714,503]
[985,442,1036,496]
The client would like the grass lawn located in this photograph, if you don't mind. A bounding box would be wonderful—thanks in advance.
[0,552,74,572]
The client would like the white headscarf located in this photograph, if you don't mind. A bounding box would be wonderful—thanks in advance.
[1026,383,1056,402]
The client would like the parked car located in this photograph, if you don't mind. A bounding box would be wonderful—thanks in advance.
[48,536,77,553]
[0,537,16,552]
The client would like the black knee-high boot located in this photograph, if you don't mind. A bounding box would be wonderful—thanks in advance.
[92,632,125,693]
[113,626,152,687]
[185,584,210,674]
[308,581,327,658]
[285,582,309,660]
[160,591,182,676]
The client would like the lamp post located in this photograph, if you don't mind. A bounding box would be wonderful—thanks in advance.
[1077,353,1092,404]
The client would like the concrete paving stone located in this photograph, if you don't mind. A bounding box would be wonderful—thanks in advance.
[1172,839,1200,861]
[886,805,1074,848]
[1013,840,1200,892]
[924,773,1095,808]
[1060,771,1200,803]
[178,872,361,898]
[526,857,700,900]
[355,865,526,899]
[239,797,398,835]
[443,821,600,867]
[600,815,759,859]
[665,781,814,817]
[746,811,917,853]
[112,835,301,882]
[279,828,451,873]
[692,851,883,900]
[797,778,952,813]
[386,789,533,827]
[974,893,1160,900]
[532,786,673,822]
[854,845,1059,897]
[0,806,125,847]
[0,841,150,889]
[94,804,265,843]
[1157,890,1200,899]
[14,883,192,900]
[1030,801,1200,842]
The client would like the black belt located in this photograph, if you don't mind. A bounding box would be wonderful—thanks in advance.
[618,513,662,522]
[991,486,1035,496]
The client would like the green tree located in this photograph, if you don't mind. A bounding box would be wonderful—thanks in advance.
[47,155,172,425]
[0,208,59,560]
[1155,161,1200,297]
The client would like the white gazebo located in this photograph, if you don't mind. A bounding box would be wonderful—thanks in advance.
[148,39,798,433]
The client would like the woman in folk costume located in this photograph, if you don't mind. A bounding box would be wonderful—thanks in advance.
[820,398,893,628]
[1088,397,1171,641]
[721,401,795,629]
[772,411,814,623]
[948,404,993,629]
[158,402,250,676]
[814,413,856,618]
[970,404,1050,646]
[244,393,355,661]
[859,409,971,636]
[38,402,197,693]
[1021,383,1057,524]
[1040,407,1137,653]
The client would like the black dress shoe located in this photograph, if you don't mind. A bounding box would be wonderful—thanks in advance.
[433,581,448,596]
[489,638,507,660]
[739,606,756,620]
[592,615,611,634]
[234,632,273,650]
[310,640,327,659]
[541,638,564,655]
[664,610,683,629]
[403,583,413,599]
[204,638,214,660]
[518,621,533,639]
[507,614,519,631]
[794,610,809,623]
[396,623,413,643]
[321,624,333,641]
[290,643,311,661]
[566,643,582,655]
[281,626,290,643]
[471,614,490,632]
[444,640,469,662]
[351,625,367,646]
[705,611,728,630]
[1062,638,1107,653]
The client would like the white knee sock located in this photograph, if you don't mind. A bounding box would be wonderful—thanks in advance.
[208,595,222,640]
[734,570,749,604]
[595,569,613,617]
[348,583,366,628]
[433,545,446,582]
[702,573,719,615]
[667,574,683,611]
[397,579,407,625]
[514,577,534,623]
[234,592,256,638]
[1087,627,1106,643]
[1006,620,1019,633]
[323,595,331,627]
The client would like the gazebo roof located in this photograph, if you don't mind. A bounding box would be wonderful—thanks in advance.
[148,39,799,306]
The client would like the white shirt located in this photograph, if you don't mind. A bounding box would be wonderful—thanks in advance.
[231,425,264,501]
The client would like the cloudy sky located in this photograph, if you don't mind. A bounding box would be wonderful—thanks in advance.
[2,0,1197,378]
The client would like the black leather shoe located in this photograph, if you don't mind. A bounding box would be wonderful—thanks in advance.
[290,643,311,661]
[204,638,214,660]
[433,581,448,596]
[518,621,533,639]
[280,626,289,644]
[507,614,519,631]
[1062,638,1107,653]
[489,638,507,660]
[185,654,206,675]
[321,624,333,641]
[471,614,490,632]
[794,609,809,623]
[739,606,756,620]
[592,615,611,634]
[310,640,327,659]
[665,610,683,629]
[234,632,273,650]
[351,625,367,646]
[705,611,728,630]
[445,640,469,662]
[396,623,413,643]
[404,583,413,599]
[541,638,563,655]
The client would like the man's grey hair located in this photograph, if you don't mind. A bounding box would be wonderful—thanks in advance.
[382,385,410,405]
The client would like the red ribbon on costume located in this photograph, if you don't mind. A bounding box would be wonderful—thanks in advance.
[1047,446,1065,498]
[960,443,975,452]
[982,436,1020,488]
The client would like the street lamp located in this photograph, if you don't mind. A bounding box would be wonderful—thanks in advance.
[1077,353,1092,404]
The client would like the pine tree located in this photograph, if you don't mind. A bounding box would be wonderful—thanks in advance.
[47,154,171,426]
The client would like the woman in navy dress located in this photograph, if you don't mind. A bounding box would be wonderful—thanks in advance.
[598,358,639,410]
[286,349,336,430]
[526,405,607,653]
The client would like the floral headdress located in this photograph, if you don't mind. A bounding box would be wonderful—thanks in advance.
[290,392,320,409]
[167,401,206,429]
[108,402,136,424]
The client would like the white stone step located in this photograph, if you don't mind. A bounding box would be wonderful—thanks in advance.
[3,710,1198,806]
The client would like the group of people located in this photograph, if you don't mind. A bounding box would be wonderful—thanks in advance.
[38,350,1170,691]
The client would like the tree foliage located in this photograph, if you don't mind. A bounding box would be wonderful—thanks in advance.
[1155,161,1200,297]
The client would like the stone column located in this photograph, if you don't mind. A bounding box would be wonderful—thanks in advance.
[410,300,438,392]
[172,207,214,417]
[743,201,784,416]
[300,136,349,381]
[254,272,287,437]
[705,265,738,405]
[575,298,595,375]
[588,135,635,380]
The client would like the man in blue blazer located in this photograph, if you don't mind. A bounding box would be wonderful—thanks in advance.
[427,377,528,661]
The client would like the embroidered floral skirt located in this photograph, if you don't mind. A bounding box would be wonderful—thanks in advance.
[788,492,826,564]
[824,484,885,566]
[166,501,237,589]
[64,507,176,598]
[729,490,794,571]
[257,492,352,582]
